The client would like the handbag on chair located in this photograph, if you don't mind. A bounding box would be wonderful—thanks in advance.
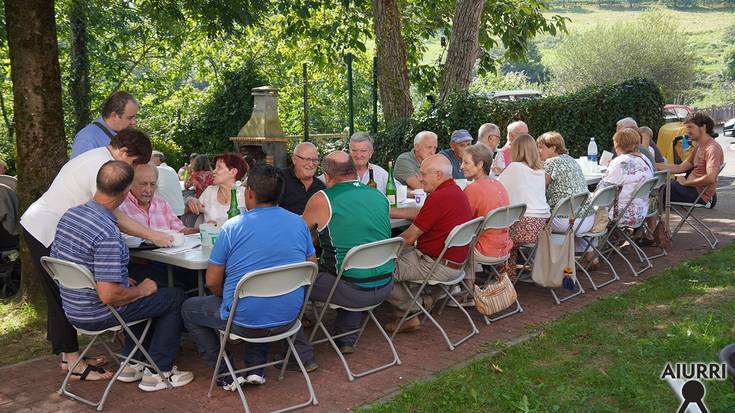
[473,273,517,316]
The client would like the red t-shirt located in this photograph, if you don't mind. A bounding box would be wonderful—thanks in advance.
[413,179,473,262]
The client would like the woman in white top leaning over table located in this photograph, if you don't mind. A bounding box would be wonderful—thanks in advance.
[498,133,551,279]
[185,152,247,225]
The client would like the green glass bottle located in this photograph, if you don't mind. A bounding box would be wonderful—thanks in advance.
[227,181,241,219]
[385,161,397,207]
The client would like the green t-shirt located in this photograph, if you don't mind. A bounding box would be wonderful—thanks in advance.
[318,181,394,287]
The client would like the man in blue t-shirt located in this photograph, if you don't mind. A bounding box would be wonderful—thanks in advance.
[182,164,316,389]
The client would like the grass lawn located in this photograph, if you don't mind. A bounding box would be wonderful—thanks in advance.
[0,299,49,367]
[359,243,735,413]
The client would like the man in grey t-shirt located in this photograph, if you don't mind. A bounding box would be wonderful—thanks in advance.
[394,131,437,190]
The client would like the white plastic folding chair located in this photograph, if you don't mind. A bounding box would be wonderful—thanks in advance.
[207,261,319,413]
[390,217,484,350]
[41,257,171,411]
[601,177,659,277]
[639,170,670,260]
[308,237,404,381]
[469,203,526,324]
[516,195,586,304]
[670,163,726,249]
[574,185,621,290]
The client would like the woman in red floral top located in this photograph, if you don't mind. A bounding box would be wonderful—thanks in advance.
[185,154,214,197]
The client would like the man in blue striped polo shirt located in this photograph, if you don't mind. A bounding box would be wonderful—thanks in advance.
[51,160,194,392]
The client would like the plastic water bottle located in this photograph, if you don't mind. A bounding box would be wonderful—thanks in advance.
[587,137,598,163]
[681,135,690,150]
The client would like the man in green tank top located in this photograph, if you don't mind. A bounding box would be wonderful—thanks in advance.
[294,151,394,367]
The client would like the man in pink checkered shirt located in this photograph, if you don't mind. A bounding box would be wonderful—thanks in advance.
[119,164,198,234]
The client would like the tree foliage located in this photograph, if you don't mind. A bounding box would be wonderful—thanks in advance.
[549,11,696,100]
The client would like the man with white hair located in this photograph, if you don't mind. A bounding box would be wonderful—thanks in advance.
[386,155,472,333]
[497,120,529,171]
[279,142,325,215]
[394,131,438,189]
[478,123,501,151]
[615,117,664,164]
[150,150,185,216]
[347,132,396,194]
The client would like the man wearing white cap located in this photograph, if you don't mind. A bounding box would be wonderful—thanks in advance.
[439,129,473,179]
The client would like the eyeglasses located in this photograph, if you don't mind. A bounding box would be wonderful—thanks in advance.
[294,154,320,164]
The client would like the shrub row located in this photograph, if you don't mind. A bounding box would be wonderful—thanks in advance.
[372,78,664,166]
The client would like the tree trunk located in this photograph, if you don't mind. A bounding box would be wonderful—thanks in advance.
[371,0,413,126]
[70,0,91,133]
[439,0,485,102]
[5,0,68,304]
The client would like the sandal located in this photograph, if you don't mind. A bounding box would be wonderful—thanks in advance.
[70,364,113,381]
[62,355,108,371]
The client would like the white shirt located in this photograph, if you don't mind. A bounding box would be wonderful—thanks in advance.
[156,162,185,216]
[198,185,246,225]
[498,162,550,218]
[21,147,113,247]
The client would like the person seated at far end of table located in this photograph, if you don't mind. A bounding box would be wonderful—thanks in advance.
[386,155,473,333]
[497,120,529,173]
[439,129,473,179]
[52,160,193,391]
[185,154,214,198]
[655,112,723,208]
[347,132,401,194]
[295,150,394,363]
[182,164,317,389]
[536,132,597,265]
[460,143,512,287]
[394,130,438,190]
[150,150,185,216]
[498,134,550,281]
[185,152,248,225]
[119,164,198,288]
[278,142,325,215]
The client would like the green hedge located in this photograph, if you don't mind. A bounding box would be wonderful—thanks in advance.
[373,78,664,166]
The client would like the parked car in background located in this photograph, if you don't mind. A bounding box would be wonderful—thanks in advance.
[481,89,544,101]
[724,117,735,138]
[663,104,693,123]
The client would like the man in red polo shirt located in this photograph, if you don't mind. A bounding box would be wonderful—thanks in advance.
[386,155,472,333]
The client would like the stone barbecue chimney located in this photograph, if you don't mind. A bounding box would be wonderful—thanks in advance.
[230,86,290,168]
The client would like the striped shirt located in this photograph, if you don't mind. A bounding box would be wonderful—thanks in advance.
[118,192,184,231]
[51,201,129,324]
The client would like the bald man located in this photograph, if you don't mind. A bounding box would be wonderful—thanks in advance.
[279,142,326,215]
[295,151,394,366]
[497,121,529,171]
[386,155,472,333]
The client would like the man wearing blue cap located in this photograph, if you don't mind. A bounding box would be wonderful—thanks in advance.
[439,129,473,179]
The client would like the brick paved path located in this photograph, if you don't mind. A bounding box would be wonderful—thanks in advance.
[2,181,735,413]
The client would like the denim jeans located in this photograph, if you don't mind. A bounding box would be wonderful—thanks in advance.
[73,287,186,372]
[181,295,294,377]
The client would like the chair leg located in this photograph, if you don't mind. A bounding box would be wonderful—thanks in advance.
[484,298,523,325]
[549,276,585,305]
[618,230,653,276]
[429,284,479,350]
[207,333,229,398]
[278,338,319,412]
[390,282,429,342]
[581,243,620,290]
[223,352,251,413]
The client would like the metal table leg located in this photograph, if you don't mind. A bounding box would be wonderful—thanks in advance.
[167,265,174,288]
[198,270,205,296]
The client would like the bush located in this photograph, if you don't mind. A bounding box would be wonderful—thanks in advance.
[373,78,664,165]
[549,11,695,101]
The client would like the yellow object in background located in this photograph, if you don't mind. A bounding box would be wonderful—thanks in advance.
[657,122,694,164]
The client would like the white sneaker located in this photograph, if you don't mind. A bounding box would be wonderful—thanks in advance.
[117,363,145,382]
[245,374,266,385]
[137,366,194,392]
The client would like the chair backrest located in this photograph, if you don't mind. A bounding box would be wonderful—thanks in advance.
[482,203,526,231]
[630,177,659,202]
[652,170,669,191]
[549,195,573,221]
[41,257,97,290]
[341,237,404,272]
[570,192,590,215]
[590,184,619,209]
[444,217,484,249]
[235,261,318,299]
